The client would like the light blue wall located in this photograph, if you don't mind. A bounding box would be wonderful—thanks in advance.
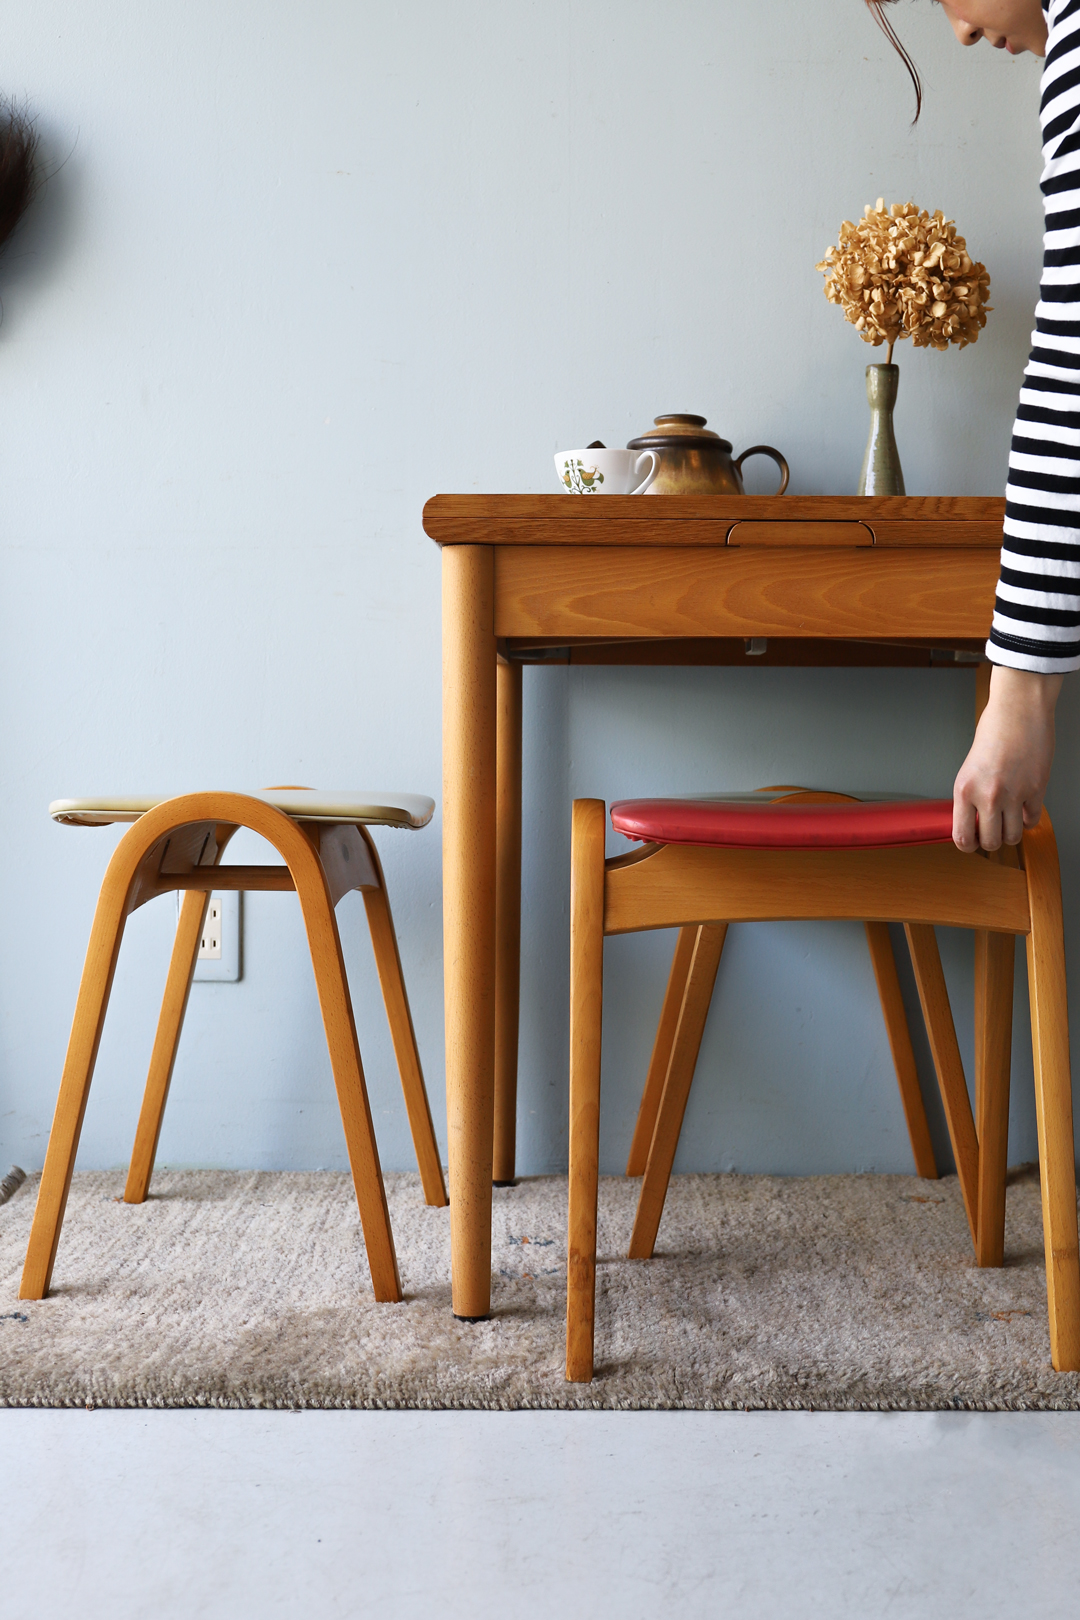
[0,2,1068,1179]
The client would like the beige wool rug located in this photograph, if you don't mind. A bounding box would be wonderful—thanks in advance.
[1,1167,1078,1410]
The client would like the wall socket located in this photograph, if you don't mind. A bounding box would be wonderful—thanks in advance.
[177,891,241,982]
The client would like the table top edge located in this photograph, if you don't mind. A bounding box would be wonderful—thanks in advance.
[423,493,1005,543]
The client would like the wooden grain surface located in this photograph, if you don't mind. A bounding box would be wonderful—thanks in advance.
[494,546,1000,641]
[870,521,1001,547]
[124,888,210,1205]
[1021,816,1080,1370]
[728,521,873,547]
[360,869,448,1210]
[493,659,522,1187]
[566,799,608,1384]
[904,922,980,1245]
[441,544,498,1319]
[974,927,1014,1268]
[864,921,938,1182]
[602,841,1031,937]
[625,926,699,1177]
[424,493,1005,546]
[628,924,727,1262]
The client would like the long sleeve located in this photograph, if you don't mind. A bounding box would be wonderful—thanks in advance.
[990,0,1080,671]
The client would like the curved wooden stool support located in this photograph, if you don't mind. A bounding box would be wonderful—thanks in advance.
[22,791,446,1305]
[124,887,213,1205]
[21,837,146,1302]
[625,926,702,1180]
[974,927,1014,1267]
[628,924,726,1261]
[629,920,937,1192]
[357,826,446,1208]
[903,922,979,1238]
[863,922,937,1181]
[566,795,1080,1382]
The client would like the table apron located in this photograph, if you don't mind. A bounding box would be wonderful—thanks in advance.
[492,545,999,641]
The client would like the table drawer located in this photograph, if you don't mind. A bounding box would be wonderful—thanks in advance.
[727,521,873,547]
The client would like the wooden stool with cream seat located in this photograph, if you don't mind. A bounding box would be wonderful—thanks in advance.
[566,790,1080,1382]
[21,788,446,1307]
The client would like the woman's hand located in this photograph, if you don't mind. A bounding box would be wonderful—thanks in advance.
[952,665,1063,851]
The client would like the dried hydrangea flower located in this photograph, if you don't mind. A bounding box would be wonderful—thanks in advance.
[816,199,991,363]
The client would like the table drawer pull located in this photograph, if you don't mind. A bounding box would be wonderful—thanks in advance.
[727,521,874,547]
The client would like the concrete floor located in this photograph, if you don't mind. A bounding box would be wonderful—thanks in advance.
[3,1409,1078,1617]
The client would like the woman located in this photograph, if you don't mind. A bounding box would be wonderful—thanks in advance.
[872,1,1078,853]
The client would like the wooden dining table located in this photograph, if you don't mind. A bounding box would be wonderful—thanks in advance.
[422,492,1004,1320]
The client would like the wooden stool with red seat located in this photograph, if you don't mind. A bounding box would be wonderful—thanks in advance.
[566,789,1080,1382]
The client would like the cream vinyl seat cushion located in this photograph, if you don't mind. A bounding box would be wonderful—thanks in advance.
[49,789,435,830]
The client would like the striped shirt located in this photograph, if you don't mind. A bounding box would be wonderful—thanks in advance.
[992,0,1080,671]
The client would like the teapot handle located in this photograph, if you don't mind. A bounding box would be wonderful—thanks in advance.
[734,445,789,495]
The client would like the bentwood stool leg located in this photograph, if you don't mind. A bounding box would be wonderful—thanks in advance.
[360,869,448,1208]
[629,924,727,1261]
[295,858,402,1304]
[1022,817,1080,1370]
[903,923,980,1247]
[864,922,938,1180]
[626,926,699,1177]
[20,879,132,1299]
[493,658,523,1187]
[124,889,209,1204]
[566,799,607,1384]
[974,928,1014,1267]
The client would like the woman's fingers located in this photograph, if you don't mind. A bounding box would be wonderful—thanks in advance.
[952,789,980,852]
[1022,792,1046,829]
[977,802,1002,852]
[1000,802,1025,846]
[953,783,1036,852]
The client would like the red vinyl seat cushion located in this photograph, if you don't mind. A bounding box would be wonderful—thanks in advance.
[609,795,955,850]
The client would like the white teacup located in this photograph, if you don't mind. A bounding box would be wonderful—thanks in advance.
[555,447,659,495]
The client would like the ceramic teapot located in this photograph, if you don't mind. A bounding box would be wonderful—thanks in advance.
[626,414,789,496]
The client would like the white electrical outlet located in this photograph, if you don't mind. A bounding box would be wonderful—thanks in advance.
[200,895,224,958]
[177,890,241,982]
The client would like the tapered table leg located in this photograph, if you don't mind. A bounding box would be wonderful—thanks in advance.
[493,658,522,1186]
[442,544,498,1319]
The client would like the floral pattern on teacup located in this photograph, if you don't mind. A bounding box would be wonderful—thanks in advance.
[560,458,604,494]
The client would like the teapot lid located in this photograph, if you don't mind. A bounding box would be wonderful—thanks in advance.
[627,413,732,452]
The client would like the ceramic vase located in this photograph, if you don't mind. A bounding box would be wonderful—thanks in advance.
[858,363,905,496]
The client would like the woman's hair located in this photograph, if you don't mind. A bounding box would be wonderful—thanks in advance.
[0,103,38,252]
[865,0,923,120]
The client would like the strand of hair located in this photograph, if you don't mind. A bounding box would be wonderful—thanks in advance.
[865,0,923,123]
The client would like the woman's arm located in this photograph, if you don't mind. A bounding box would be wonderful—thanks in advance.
[954,0,1080,849]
